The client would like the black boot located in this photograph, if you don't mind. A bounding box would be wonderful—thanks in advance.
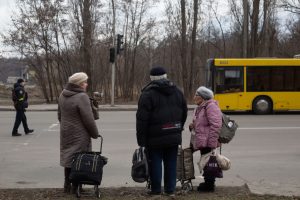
[71,182,81,194]
[64,180,71,193]
[25,129,34,135]
[64,167,71,193]
[12,132,22,136]
[197,180,215,192]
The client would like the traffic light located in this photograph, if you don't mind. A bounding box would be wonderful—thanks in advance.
[109,47,115,63]
[117,34,124,54]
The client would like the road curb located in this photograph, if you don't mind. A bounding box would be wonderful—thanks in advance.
[0,105,196,112]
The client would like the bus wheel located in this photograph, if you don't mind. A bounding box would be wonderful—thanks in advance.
[253,96,272,114]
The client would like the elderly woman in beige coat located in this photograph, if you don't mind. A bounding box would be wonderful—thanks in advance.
[58,72,99,193]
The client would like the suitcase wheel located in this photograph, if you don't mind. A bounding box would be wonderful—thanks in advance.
[182,182,193,192]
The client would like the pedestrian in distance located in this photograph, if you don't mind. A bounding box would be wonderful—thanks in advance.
[136,66,188,197]
[189,86,222,192]
[58,72,99,193]
[11,78,34,136]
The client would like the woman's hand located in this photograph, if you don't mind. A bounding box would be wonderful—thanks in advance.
[189,123,194,131]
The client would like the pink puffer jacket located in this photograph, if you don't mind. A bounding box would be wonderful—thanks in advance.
[192,99,222,149]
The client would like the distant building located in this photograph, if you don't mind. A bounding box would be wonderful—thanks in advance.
[294,54,300,58]
[6,76,22,84]
[5,65,35,84]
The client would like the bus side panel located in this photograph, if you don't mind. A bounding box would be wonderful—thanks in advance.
[215,93,240,111]
[217,92,300,112]
[271,92,300,110]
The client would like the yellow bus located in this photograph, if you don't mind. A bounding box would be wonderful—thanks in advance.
[206,58,300,114]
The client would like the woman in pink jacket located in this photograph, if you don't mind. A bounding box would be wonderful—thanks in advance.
[189,86,222,192]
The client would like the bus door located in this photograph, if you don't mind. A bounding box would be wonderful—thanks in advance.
[214,67,244,111]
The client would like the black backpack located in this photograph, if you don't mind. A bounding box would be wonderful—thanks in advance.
[11,88,17,102]
[131,147,149,183]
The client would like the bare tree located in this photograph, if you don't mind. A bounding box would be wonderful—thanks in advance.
[180,0,188,96]
[249,0,260,57]
[2,0,69,102]
[189,0,199,97]
[259,0,278,56]
[280,0,300,14]
[119,0,158,100]
[242,0,249,57]
[68,0,102,94]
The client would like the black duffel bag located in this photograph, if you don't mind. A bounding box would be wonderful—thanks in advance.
[70,152,108,185]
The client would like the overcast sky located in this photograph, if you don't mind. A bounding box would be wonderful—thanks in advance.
[0,0,295,57]
[0,0,16,33]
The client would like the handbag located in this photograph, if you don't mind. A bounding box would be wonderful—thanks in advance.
[216,153,231,170]
[203,153,223,178]
[131,147,149,183]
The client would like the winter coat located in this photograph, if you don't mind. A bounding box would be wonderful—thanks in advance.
[12,83,28,110]
[192,99,222,149]
[136,79,188,148]
[58,83,98,168]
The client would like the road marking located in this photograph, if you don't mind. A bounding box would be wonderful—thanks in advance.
[44,122,59,132]
[239,127,300,130]
[49,123,58,129]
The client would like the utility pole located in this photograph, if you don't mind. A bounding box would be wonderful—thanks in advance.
[111,0,116,106]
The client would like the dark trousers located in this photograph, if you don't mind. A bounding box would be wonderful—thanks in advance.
[12,109,29,134]
[200,147,215,183]
[64,167,71,183]
[148,145,178,194]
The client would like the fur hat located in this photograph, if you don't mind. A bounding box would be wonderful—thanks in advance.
[68,72,88,85]
[196,86,214,100]
[17,78,25,84]
[150,66,167,81]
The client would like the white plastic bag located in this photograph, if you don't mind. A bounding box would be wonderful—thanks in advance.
[216,153,231,170]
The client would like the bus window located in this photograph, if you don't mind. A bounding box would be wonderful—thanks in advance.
[296,68,300,91]
[247,67,300,91]
[215,67,244,93]
[247,67,270,91]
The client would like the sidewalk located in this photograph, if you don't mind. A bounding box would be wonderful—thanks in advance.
[0,104,197,111]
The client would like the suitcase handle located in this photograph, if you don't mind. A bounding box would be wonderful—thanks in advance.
[98,134,103,154]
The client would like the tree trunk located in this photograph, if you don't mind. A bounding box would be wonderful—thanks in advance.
[242,0,249,58]
[180,0,188,96]
[82,0,93,94]
[190,0,199,97]
[250,0,260,57]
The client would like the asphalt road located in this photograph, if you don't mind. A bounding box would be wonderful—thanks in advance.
[0,111,300,196]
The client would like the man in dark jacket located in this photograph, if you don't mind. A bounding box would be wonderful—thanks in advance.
[11,78,34,136]
[136,66,188,196]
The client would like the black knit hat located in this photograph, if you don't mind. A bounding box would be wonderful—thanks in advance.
[150,66,166,76]
[17,78,25,83]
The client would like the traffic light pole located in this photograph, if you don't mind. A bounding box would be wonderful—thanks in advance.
[111,0,116,107]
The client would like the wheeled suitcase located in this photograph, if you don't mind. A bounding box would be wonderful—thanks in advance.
[69,135,107,198]
[176,147,195,192]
